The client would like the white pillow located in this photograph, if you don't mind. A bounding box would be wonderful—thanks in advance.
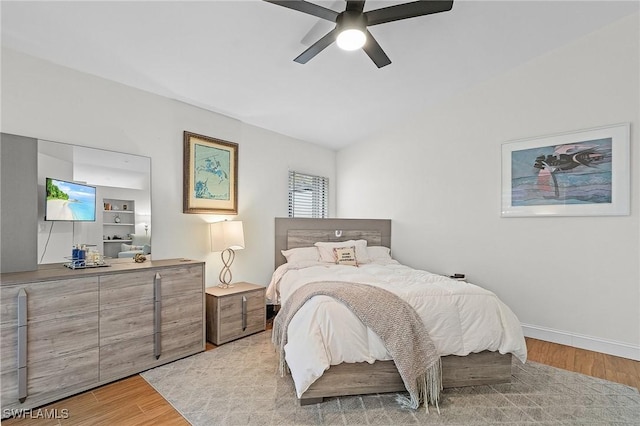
[367,246,392,261]
[315,240,370,263]
[286,260,328,270]
[281,247,320,263]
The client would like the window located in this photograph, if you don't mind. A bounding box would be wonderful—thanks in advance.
[288,171,328,218]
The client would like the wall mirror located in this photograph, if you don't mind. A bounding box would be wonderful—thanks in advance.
[37,139,151,263]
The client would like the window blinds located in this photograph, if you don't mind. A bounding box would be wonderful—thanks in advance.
[288,171,328,218]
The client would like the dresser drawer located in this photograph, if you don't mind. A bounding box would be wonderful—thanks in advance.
[159,265,203,298]
[99,334,155,381]
[1,277,98,325]
[161,291,203,331]
[99,302,155,346]
[99,271,155,310]
[1,347,99,411]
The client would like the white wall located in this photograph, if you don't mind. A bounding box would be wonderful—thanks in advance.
[337,14,640,359]
[37,150,75,263]
[1,47,336,287]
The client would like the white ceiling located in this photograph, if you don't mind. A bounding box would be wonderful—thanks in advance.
[2,1,638,150]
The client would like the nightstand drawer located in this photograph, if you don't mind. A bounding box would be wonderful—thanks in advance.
[218,312,264,342]
[218,290,264,319]
[206,282,266,345]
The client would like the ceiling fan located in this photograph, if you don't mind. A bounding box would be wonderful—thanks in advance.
[263,0,454,68]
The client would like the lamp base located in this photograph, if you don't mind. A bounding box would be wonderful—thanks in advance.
[218,248,236,288]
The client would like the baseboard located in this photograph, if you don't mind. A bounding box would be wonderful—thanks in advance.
[521,323,640,361]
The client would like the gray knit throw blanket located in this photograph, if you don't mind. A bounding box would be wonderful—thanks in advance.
[272,281,442,410]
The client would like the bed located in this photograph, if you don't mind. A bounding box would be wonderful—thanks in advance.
[269,218,527,406]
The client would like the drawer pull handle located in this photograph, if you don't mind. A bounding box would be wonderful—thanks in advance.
[17,288,28,403]
[154,273,162,359]
[242,295,247,331]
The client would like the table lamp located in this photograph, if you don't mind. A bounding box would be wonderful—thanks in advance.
[210,220,245,288]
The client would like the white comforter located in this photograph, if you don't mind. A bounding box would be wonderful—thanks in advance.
[267,260,528,398]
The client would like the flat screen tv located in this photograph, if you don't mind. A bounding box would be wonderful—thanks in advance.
[45,177,96,221]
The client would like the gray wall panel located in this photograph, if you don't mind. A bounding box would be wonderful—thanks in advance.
[1,133,38,272]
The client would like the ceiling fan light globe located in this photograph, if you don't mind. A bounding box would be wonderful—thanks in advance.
[336,29,366,51]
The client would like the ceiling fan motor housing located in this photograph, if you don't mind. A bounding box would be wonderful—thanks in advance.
[336,11,368,50]
[336,10,368,32]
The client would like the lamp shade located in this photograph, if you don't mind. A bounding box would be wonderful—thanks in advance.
[210,220,245,252]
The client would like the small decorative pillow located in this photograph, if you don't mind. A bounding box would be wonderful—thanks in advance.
[315,240,370,263]
[333,246,357,266]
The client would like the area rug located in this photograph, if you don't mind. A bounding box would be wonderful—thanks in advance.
[141,331,640,425]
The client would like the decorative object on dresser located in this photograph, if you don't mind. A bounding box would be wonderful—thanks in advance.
[183,131,238,214]
[210,220,245,288]
[0,258,205,415]
[205,282,266,346]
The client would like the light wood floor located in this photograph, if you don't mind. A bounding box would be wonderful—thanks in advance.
[525,337,640,390]
[3,338,638,425]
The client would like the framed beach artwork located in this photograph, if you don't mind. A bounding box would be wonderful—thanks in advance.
[501,123,630,217]
[183,131,238,214]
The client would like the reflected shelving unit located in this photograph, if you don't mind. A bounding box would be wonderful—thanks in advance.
[102,198,135,258]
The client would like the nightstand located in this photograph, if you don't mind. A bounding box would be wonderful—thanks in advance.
[205,282,266,345]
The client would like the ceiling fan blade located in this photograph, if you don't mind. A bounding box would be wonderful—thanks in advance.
[294,28,338,64]
[263,0,339,22]
[345,1,366,13]
[365,0,454,26]
[362,30,391,68]
[301,0,342,46]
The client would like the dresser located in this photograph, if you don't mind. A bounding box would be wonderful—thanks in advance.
[205,282,266,345]
[0,258,205,414]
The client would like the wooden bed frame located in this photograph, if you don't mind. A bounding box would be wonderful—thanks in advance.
[274,217,513,405]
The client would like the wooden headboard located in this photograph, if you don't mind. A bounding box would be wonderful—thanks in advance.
[274,218,391,268]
